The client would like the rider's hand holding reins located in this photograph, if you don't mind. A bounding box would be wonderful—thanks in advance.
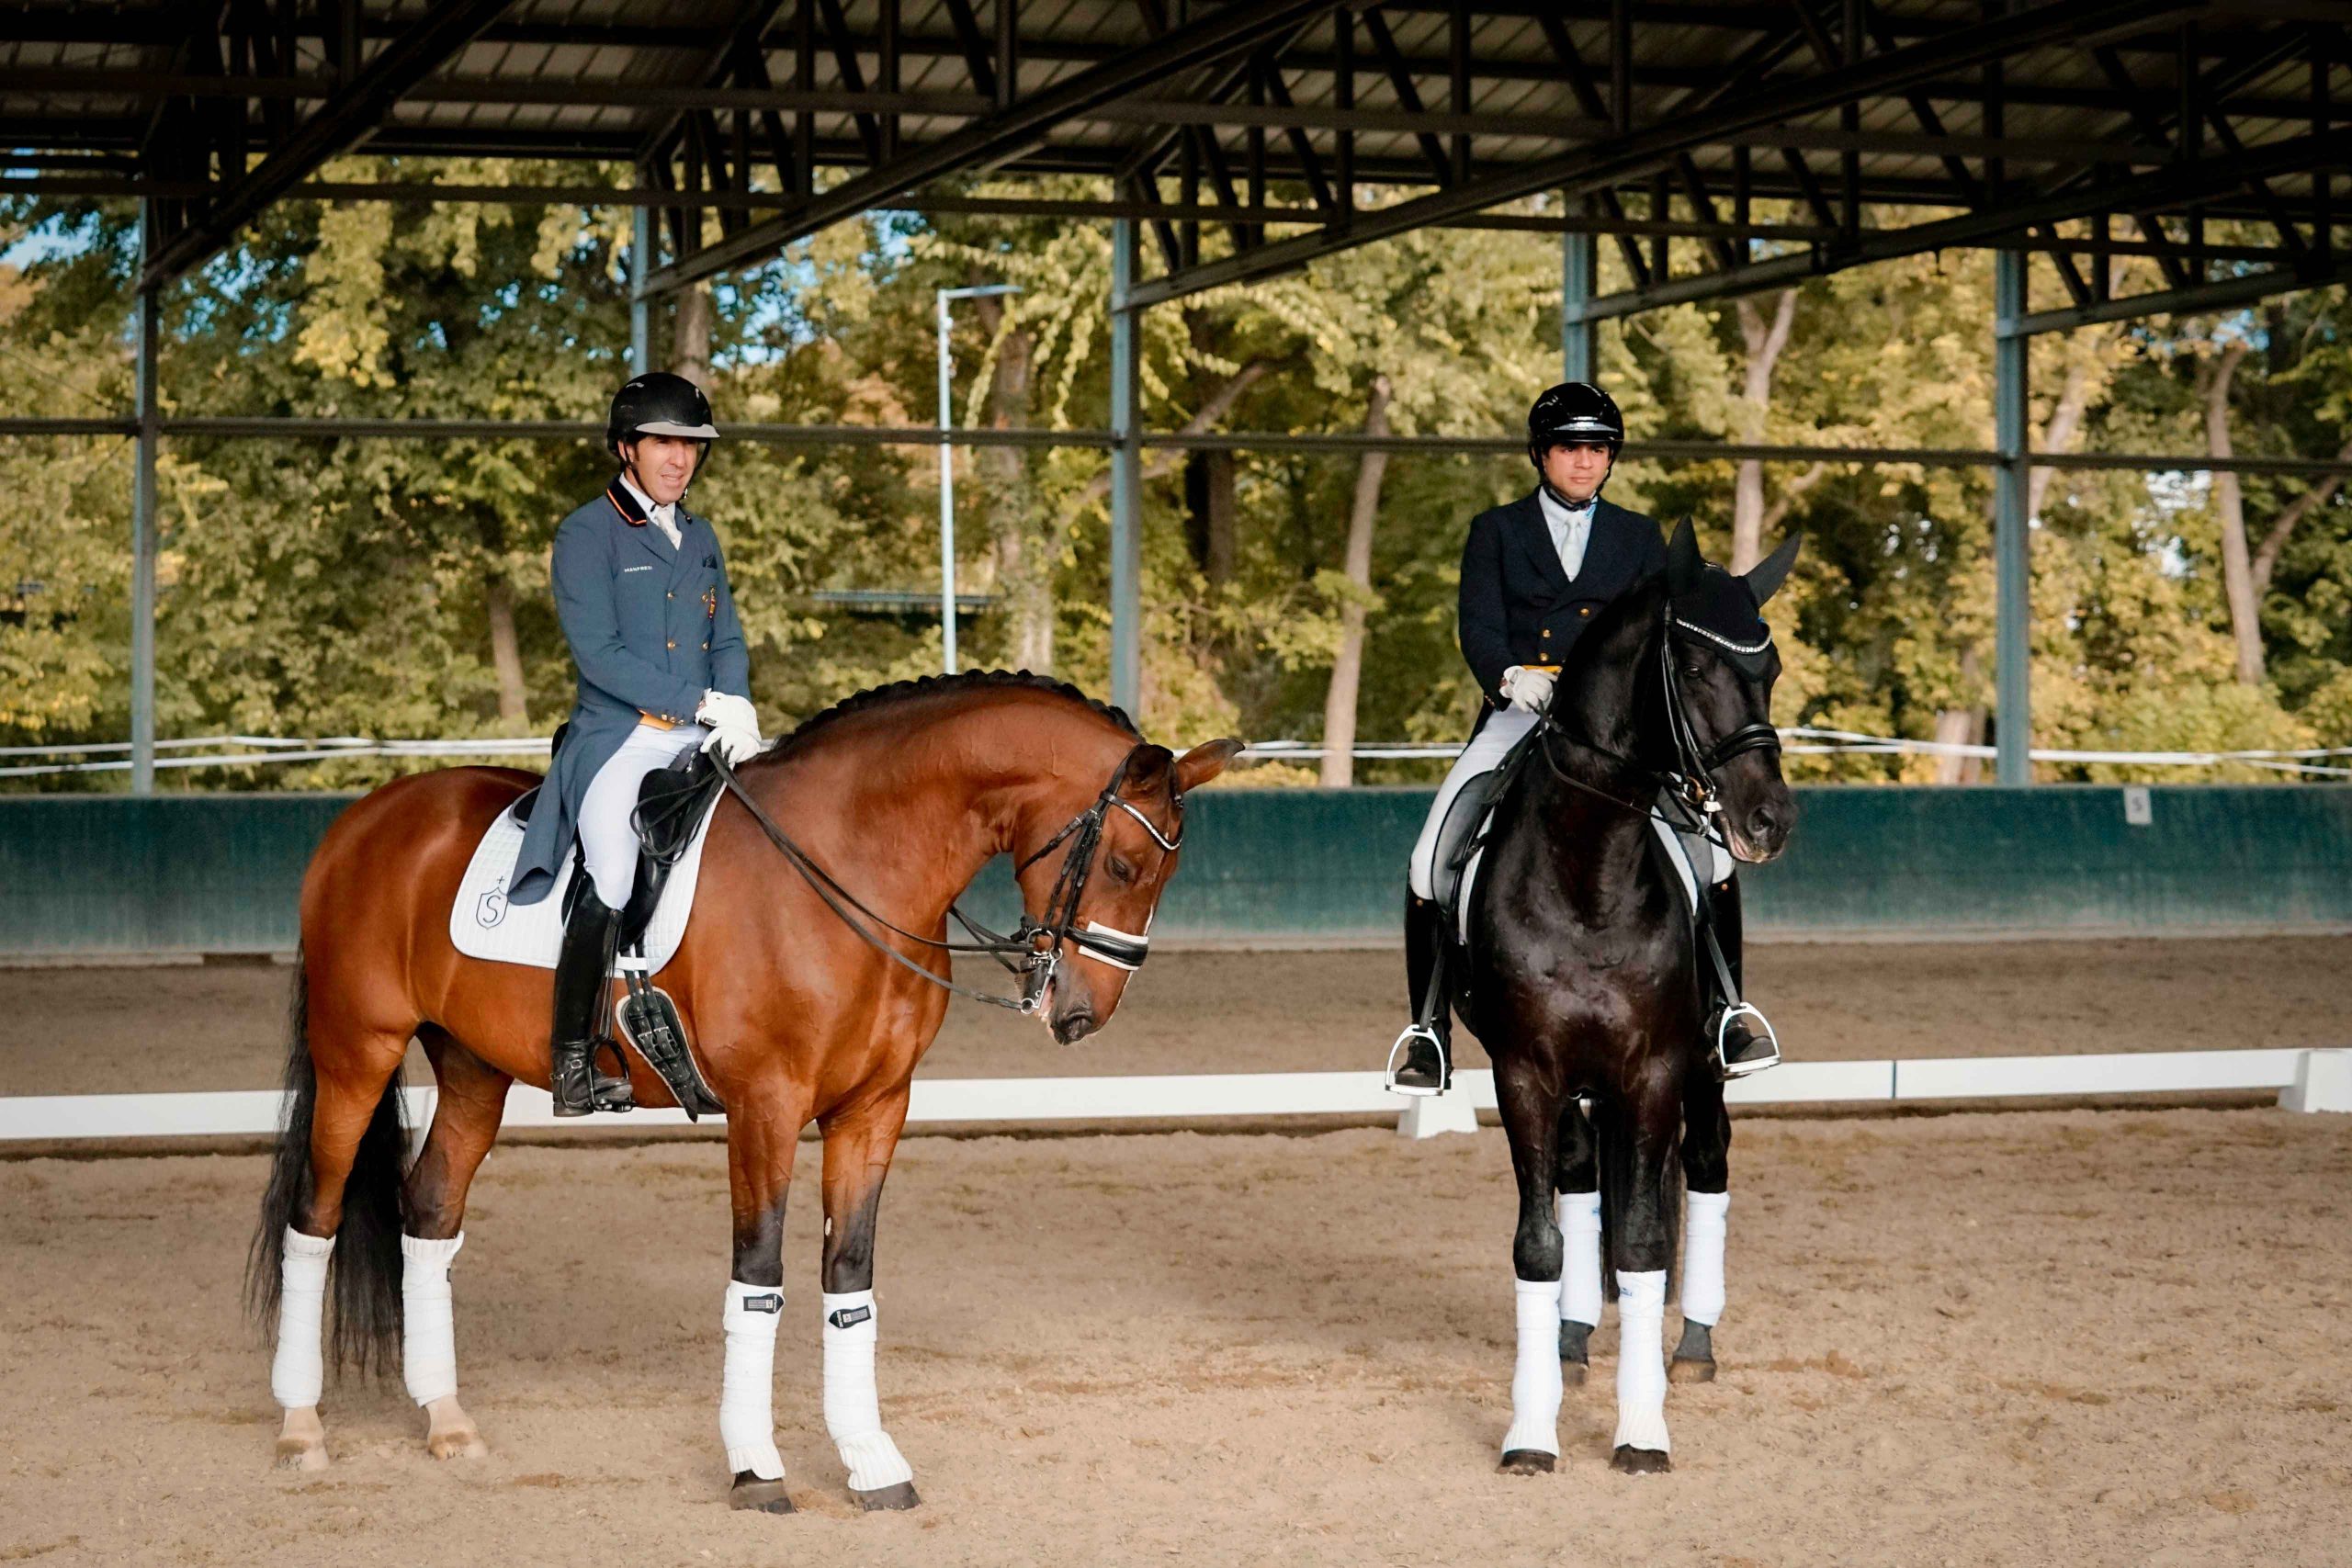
[1501,665,1555,714]
[696,690,764,767]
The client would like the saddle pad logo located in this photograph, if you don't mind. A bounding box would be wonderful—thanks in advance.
[475,880,508,929]
[827,1305,873,1330]
[743,1292,783,1314]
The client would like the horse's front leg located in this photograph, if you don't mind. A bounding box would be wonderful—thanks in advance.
[1494,1066,1567,1474]
[720,1078,809,1515]
[1604,1078,1683,1474]
[1672,1066,1732,1384]
[817,1086,921,1511]
[399,1027,509,1461]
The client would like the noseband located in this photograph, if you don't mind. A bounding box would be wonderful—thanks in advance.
[715,744,1185,1015]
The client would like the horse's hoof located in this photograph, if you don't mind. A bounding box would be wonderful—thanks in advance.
[1668,1355,1717,1384]
[427,1427,490,1460]
[274,1437,328,1472]
[1498,1450,1555,1476]
[854,1480,922,1512]
[729,1474,796,1514]
[1611,1445,1672,1475]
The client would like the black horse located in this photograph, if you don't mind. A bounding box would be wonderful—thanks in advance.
[1454,520,1800,1475]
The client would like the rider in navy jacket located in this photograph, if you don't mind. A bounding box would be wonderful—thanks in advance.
[1455,490,1666,731]
[513,372,764,1116]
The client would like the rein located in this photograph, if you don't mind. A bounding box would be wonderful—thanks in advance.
[709,745,1183,1014]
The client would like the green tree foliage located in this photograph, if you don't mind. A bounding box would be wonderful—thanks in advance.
[1,177,2345,790]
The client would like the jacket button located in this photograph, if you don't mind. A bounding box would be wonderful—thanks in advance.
[701,640,709,650]
[667,592,674,600]
[666,639,676,649]
[1578,605,1591,616]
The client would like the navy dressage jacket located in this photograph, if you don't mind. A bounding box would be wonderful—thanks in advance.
[1457,490,1667,726]
[509,478,751,907]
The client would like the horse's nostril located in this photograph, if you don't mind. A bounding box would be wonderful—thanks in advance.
[1748,804,1781,839]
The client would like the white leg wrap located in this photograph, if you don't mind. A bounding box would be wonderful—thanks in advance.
[1680,1190,1729,1328]
[718,1280,786,1482]
[1556,1190,1603,1327]
[270,1228,335,1410]
[399,1232,464,1407]
[822,1290,914,1493]
[1612,1269,1670,1454]
[1500,1276,1565,1458]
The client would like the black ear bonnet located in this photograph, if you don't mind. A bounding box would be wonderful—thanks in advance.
[1670,568,1776,679]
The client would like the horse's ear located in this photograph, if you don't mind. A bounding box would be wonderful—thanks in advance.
[1125,744,1175,795]
[1745,531,1804,604]
[1174,738,1245,794]
[1665,516,1704,595]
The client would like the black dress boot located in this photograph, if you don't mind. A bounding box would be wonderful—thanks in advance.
[1387,892,1453,1095]
[1705,874,1780,1080]
[551,885,634,1116]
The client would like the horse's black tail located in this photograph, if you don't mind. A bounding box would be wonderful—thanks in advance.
[1591,1100,1679,1306]
[246,944,409,1378]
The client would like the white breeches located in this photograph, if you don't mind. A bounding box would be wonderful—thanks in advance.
[578,720,706,909]
[1408,709,1538,900]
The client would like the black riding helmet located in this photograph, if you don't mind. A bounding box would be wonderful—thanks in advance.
[606,371,720,464]
[1527,381,1623,502]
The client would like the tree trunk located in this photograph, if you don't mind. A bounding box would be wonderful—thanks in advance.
[972,293,1050,671]
[1730,288,1798,572]
[673,286,714,391]
[2202,342,2264,686]
[1320,377,1394,788]
[483,573,528,727]
[1183,451,1239,587]
[2251,432,2352,593]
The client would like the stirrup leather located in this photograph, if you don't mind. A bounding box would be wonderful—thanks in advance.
[1711,1003,1781,1080]
[1385,1023,1450,1098]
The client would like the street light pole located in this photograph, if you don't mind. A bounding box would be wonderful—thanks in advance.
[936,282,1020,674]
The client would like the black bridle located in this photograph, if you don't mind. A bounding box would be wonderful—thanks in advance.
[711,745,1184,1014]
[1538,600,1782,834]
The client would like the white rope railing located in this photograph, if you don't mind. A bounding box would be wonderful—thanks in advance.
[4,729,2348,778]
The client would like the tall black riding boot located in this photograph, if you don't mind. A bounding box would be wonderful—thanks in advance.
[1706,874,1779,1079]
[1388,892,1453,1095]
[551,885,634,1116]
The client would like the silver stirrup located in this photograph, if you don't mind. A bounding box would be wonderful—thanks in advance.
[1385,1024,1449,1098]
[1712,1002,1781,1080]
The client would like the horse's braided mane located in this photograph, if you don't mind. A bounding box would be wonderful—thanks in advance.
[760,669,1138,762]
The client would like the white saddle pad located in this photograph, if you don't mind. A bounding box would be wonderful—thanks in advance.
[449,792,723,974]
[1455,807,1730,944]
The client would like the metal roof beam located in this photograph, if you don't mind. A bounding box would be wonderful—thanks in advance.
[136,0,513,290]
[636,0,1343,295]
[2006,251,2352,335]
[1122,0,2214,309]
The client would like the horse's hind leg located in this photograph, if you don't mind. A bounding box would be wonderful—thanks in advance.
[399,1027,509,1460]
[1602,1083,1682,1474]
[1671,1069,1732,1384]
[1552,1098,1601,1383]
[1495,1073,1567,1474]
[718,1075,812,1515]
[818,1088,920,1511]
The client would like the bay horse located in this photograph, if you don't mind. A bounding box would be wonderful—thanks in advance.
[249,671,1240,1512]
[1458,521,1799,1474]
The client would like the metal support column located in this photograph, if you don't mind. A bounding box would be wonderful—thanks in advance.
[629,205,653,377]
[1108,217,1143,716]
[130,229,161,795]
[1562,208,1597,382]
[1992,248,2031,786]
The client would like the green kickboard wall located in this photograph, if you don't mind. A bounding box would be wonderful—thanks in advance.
[1,785,2346,956]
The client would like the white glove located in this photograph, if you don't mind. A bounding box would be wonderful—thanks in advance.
[695,690,758,733]
[1501,665,1556,714]
[702,722,763,769]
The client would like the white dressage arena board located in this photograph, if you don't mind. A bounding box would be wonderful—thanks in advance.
[447,794,722,974]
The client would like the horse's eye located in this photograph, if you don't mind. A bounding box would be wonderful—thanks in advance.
[1107,857,1136,884]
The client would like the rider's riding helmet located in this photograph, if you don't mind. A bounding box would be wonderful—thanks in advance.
[1527,381,1623,504]
[606,371,721,464]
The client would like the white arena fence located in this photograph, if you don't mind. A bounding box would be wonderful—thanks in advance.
[6,730,2351,777]
[3,1049,2346,1146]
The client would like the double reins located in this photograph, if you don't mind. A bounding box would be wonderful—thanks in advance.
[709,744,1184,1014]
